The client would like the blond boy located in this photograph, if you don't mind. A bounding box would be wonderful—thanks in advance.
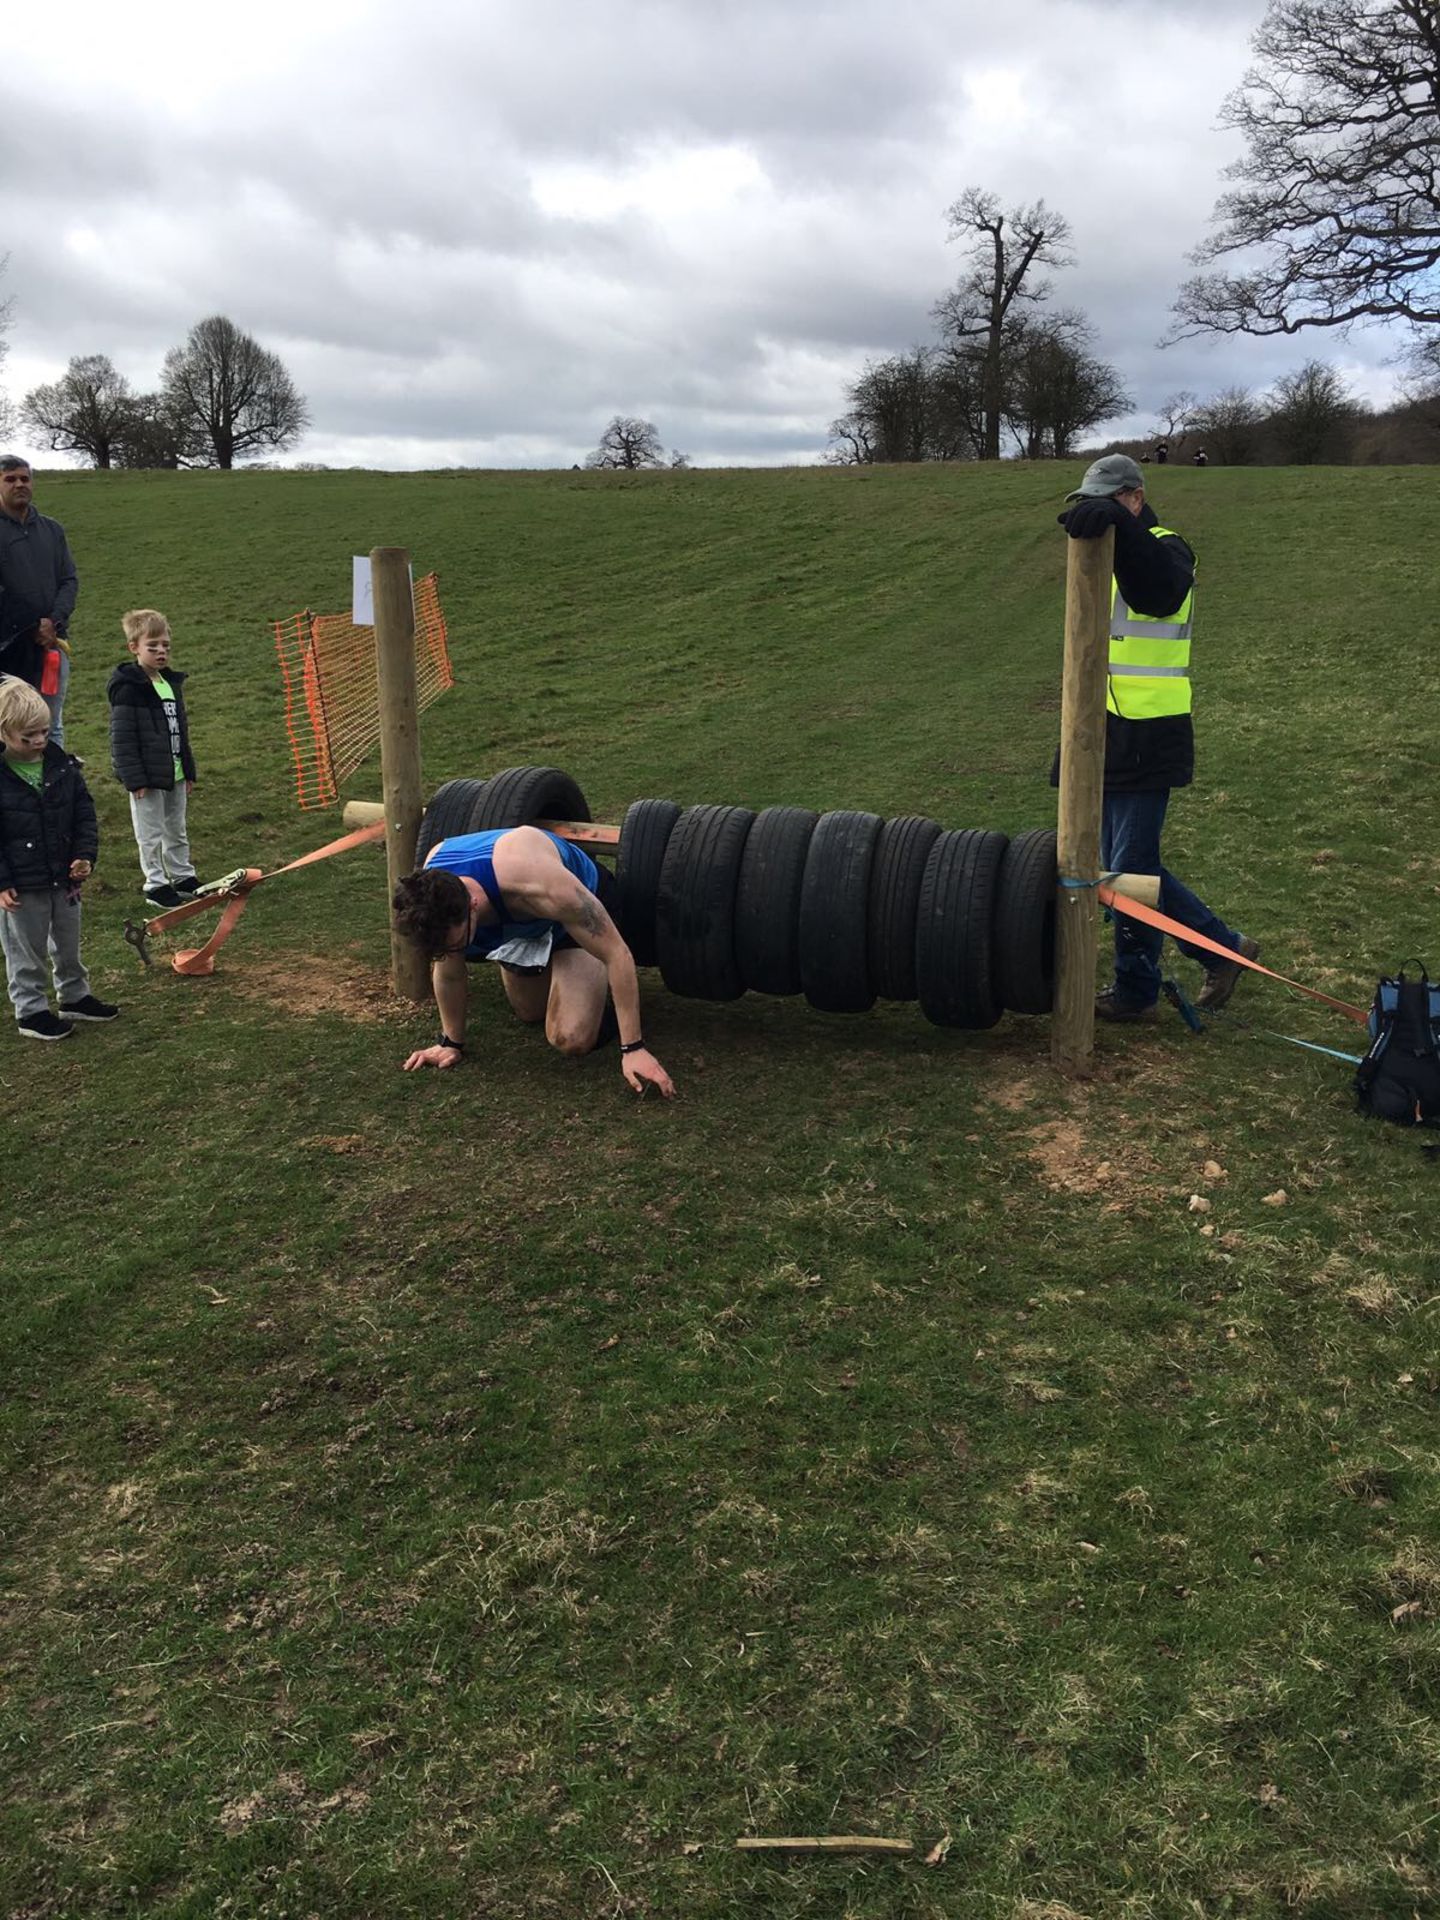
[107,609,200,908]
[0,679,117,1039]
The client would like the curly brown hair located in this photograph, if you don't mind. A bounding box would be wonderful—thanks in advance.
[392,868,470,959]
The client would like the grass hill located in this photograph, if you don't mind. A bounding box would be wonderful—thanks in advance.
[3,463,1438,1918]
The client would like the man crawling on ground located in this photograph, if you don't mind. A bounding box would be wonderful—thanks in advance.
[392,823,676,1097]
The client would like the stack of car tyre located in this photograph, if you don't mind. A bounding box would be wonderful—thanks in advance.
[622,799,1057,1029]
[414,770,1056,1028]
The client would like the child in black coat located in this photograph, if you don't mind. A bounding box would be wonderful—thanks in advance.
[0,678,118,1040]
[108,608,200,909]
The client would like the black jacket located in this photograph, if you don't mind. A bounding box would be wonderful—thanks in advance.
[107,660,198,791]
[0,744,99,894]
[0,507,79,646]
[1052,501,1197,792]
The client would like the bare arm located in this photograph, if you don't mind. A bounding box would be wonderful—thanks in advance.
[511,843,675,1096]
[401,950,469,1071]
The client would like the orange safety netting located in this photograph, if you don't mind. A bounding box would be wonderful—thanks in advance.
[274,571,454,809]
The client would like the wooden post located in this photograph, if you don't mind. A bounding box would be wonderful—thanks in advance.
[1051,527,1114,1076]
[372,548,429,1003]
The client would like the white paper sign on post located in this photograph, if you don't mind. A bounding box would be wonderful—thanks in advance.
[353,555,416,626]
[352,555,374,626]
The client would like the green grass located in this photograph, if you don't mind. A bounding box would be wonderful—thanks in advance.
[2,462,1438,1918]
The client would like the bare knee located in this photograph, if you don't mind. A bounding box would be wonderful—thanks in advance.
[547,1019,597,1057]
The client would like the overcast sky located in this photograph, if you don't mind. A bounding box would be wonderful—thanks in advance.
[0,0,1413,470]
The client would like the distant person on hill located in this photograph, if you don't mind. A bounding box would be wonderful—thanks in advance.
[1055,451,1257,1022]
[393,827,676,1097]
[0,678,118,1041]
[107,609,200,910]
[1193,448,1208,467]
[0,458,79,748]
[1153,441,1169,465]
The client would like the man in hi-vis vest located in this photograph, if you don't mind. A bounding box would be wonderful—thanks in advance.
[1057,453,1257,1022]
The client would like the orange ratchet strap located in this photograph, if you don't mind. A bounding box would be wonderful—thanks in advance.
[126,821,386,976]
[1097,885,1369,1025]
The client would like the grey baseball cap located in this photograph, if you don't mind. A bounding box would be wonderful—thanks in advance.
[1065,453,1146,501]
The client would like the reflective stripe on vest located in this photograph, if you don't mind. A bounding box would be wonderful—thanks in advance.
[1106,524,1194,719]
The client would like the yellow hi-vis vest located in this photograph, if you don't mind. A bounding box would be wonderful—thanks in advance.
[1106,524,1194,720]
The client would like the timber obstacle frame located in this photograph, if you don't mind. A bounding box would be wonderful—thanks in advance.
[359,537,1129,1074]
[129,541,1130,1074]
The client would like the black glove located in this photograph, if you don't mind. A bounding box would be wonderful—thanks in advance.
[1058,496,1127,539]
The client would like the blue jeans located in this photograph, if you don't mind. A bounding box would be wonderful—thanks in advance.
[1102,789,1241,1008]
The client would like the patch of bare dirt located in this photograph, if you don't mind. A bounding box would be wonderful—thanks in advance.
[982,1074,1037,1114]
[225,953,411,1023]
[1025,1116,1159,1201]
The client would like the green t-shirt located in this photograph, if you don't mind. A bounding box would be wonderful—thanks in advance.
[7,757,44,790]
[151,674,185,782]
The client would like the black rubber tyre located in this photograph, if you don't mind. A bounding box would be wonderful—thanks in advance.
[734,806,820,996]
[414,777,490,868]
[798,810,883,1014]
[867,814,943,1001]
[995,828,1058,1015]
[617,798,681,968]
[915,828,1009,1029]
[655,804,755,1001]
[469,765,591,831]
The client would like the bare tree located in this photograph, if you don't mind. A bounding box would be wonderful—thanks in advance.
[585,416,666,470]
[825,409,876,467]
[115,392,194,469]
[22,355,134,469]
[1005,314,1131,459]
[161,315,308,469]
[935,189,1072,459]
[1266,360,1360,462]
[826,349,979,464]
[1172,0,1440,340]
[1395,331,1440,427]
[0,255,13,439]
[1154,391,1198,442]
[1189,385,1265,464]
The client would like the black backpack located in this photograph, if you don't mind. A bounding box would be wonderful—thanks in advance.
[1355,969,1440,1127]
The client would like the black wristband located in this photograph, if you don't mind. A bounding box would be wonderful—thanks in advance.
[437,1033,464,1054]
[619,1038,646,1055]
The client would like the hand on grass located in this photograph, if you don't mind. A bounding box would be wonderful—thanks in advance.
[402,1043,464,1072]
[622,1047,676,1099]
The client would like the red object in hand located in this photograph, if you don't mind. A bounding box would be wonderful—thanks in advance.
[39,648,60,696]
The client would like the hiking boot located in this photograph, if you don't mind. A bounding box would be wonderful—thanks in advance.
[60,995,121,1022]
[1095,986,1158,1024]
[17,1010,74,1042]
[173,875,201,895]
[1195,936,1261,1012]
[144,883,186,908]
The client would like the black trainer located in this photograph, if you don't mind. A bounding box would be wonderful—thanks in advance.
[144,883,186,908]
[60,995,121,1022]
[173,875,202,894]
[17,1010,74,1042]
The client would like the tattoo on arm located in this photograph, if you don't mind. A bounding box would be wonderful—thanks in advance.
[573,886,609,939]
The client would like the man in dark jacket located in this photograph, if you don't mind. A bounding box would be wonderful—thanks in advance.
[0,458,80,746]
[1057,453,1257,1021]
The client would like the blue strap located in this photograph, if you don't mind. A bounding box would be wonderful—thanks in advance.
[1263,1032,1364,1066]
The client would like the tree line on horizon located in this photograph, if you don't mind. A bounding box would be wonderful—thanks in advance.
[830,0,1438,468]
[0,308,307,470]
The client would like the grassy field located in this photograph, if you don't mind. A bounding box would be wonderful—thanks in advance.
[1,462,1437,1919]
